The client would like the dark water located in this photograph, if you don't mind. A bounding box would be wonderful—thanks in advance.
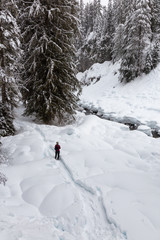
[81,107,160,139]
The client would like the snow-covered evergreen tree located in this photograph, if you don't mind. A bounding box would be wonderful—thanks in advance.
[77,0,91,71]
[77,0,159,80]
[151,40,159,68]
[144,50,153,74]
[150,0,160,36]
[96,6,108,63]
[144,40,159,74]
[79,0,85,47]
[120,0,152,82]
[0,104,15,137]
[93,0,102,35]
[149,0,160,67]
[19,0,81,124]
[101,0,114,61]
[121,0,135,24]
[91,0,103,62]
[112,24,124,62]
[0,0,20,136]
[77,0,103,71]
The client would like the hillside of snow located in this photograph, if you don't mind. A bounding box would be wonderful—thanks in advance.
[78,61,160,134]
[0,62,160,240]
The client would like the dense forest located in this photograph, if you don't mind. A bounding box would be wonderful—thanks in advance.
[0,0,80,137]
[0,0,160,137]
[77,0,160,80]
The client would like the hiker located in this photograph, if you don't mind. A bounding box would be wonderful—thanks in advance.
[54,142,61,160]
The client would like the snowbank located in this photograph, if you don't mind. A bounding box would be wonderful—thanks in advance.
[0,61,160,240]
[78,61,160,131]
[1,111,160,240]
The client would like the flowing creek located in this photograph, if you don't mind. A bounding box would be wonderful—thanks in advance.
[79,105,160,139]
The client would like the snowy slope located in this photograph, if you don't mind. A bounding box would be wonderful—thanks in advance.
[78,61,160,131]
[0,106,160,240]
[0,62,160,240]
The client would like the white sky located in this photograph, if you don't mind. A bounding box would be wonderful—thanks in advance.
[83,0,108,6]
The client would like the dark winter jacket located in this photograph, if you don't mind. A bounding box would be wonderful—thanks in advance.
[55,144,61,152]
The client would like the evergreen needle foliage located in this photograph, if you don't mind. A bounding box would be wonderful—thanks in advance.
[0,103,15,136]
[0,0,20,136]
[19,0,81,124]
[77,0,160,82]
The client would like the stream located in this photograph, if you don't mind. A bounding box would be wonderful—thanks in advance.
[79,105,160,139]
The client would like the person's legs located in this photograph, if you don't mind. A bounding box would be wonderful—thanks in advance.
[55,151,57,159]
[57,151,60,160]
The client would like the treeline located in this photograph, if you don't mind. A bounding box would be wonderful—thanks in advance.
[0,0,80,137]
[77,0,160,81]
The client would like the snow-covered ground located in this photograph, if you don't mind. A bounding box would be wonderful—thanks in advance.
[78,62,160,133]
[0,62,160,240]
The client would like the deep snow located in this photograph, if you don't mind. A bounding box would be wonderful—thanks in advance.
[78,62,160,134]
[0,62,160,240]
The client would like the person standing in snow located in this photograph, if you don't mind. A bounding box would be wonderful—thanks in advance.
[55,142,61,160]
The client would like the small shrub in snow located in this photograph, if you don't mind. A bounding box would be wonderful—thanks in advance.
[0,172,7,186]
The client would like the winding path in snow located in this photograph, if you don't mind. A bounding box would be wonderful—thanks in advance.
[61,157,127,239]
[34,125,127,240]
[1,111,160,240]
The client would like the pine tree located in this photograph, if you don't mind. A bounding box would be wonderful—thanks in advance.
[0,0,20,136]
[93,0,102,34]
[77,0,103,70]
[103,0,114,60]
[149,0,160,67]
[113,0,134,26]
[112,0,121,26]
[144,51,153,74]
[84,2,95,33]
[120,0,152,82]
[150,0,160,35]
[96,0,115,62]
[76,0,160,79]
[83,3,90,35]
[144,40,159,74]
[92,0,103,62]
[112,24,124,62]
[121,0,135,24]
[151,40,159,68]
[0,104,15,137]
[76,0,89,71]
[19,0,81,124]
[79,0,85,47]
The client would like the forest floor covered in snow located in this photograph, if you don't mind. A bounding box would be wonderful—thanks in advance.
[0,62,160,240]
